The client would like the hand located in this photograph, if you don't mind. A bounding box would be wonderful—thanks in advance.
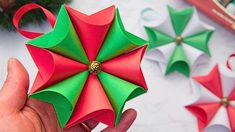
[0,58,137,132]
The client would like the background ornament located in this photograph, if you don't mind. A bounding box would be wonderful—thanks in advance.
[141,6,214,77]
[186,60,235,132]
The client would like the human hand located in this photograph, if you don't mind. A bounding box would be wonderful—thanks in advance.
[0,58,137,132]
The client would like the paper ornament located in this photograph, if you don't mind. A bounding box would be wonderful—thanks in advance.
[186,63,235,132]
[13,3,148,129]
[141,6,214,77]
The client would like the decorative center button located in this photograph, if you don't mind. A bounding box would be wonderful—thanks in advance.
[175,36,183,45]
[89,61,101,75]
[221,97,230,106]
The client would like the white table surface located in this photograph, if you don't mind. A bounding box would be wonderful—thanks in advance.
[1,0,235,131]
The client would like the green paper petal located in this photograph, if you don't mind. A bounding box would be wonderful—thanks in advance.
[98,71,146,125]
[96,9,147,62]
[144,26,174,50]
[168,6,193,36]
[28,5,89,64]
[184,31,213,55]
[29,71,89,127]
[166,45,190,76]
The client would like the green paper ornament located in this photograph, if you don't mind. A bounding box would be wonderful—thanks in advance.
[142,6,214,77]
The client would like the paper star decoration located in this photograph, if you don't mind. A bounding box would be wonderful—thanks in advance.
[142,6,214,77]
[186,65,235,132]
[24,5,148,129]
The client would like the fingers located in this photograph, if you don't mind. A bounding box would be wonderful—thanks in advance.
[26,99,61,132]
[84,120,99,130]
[64,120,99,132]
[0,58,29,113]
[116,109,137,131]
[63,125,86,132]
[102,109,137,132]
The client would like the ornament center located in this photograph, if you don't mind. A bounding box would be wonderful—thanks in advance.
[221,97,230,106]
[175,36,183,44]
[89,61,101,75]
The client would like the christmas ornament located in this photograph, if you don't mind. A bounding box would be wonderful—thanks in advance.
[186,55,235,132]
[14,3,148,129]
[141,6,214,77]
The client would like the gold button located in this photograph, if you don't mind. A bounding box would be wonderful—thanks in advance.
[175,36,183,45]
[221,97,230,106]
[89,61,101,75]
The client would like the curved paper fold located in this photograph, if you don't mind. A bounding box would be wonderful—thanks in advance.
[181,8,214,37]
[145,16,176,37]
[204,106,231,132]
[193,65,223,98]
[193,80,221,104]
[144,48,164,63]
[27,45,87,93]
[186,103,221,131]
[30,71,89,128]
[230,101,235,107]
[96,9,147,62]
[98,72,146,125]
[166,45,190,76]
[66,5,115,61]
[227,106,235,132]
[66,74,115,128]
[181,43,201,65]
[144,27,174,50]
[219,65,235,98]
[102,46,148,90]
[184,31,213,55]
[181,44,208,71]
[28,5,88,64]
[146,43,176,64]
[140,8,166,29]
[192,54,210,70]
[168,6,193,36]
[229,89,235,100]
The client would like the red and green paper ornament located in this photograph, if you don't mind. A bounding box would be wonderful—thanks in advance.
[14,3,148,129]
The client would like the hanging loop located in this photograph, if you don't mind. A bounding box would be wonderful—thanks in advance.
[13,3,56,39]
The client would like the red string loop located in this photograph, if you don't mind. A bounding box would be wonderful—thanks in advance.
[13,3,56,39]
[226,54,235,70]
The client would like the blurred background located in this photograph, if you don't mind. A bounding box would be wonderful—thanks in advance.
[0,0,235,131]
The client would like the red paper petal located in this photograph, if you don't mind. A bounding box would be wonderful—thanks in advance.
[27,45,87,93]
[193,65,223,98]
[227,105,235,132]
[65,5,115,61]
[65,74,115,128]
[186,103,221,130]
[198,119,207,132]
[102,46,148,90]
[229,88,235,100]
[65,4,88,19]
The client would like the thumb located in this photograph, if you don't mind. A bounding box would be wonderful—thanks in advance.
[102,109,137,132]
[0,58,29,113]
